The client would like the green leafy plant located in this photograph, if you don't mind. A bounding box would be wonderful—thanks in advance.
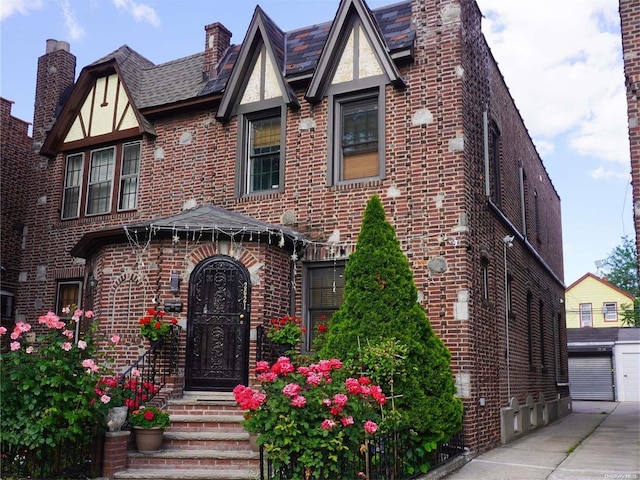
[129,405,171,429]
[319,195,463,449]
[266,315,306,346]
[138,308,177,341]
[233,356,385,480]
[0,309,108,450]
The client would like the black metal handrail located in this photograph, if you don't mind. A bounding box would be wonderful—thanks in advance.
[119,324,182,408]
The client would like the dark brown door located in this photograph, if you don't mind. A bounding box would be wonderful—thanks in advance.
[185,256,251,391]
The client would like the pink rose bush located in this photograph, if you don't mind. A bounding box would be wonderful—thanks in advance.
[233,356,386,479]
[0,307,134,453]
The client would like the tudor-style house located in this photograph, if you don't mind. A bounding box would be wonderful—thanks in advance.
[6,0,570,459]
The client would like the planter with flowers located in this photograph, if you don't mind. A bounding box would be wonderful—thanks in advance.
[266,315,305,356]
[233,356,386,479]
[94,373,162,430]
[129,405,171,452]
[138,308,177,348]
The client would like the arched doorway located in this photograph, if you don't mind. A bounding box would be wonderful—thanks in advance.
[185,255,251,391]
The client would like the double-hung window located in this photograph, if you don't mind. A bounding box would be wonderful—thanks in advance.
[62,153,84,219]
[579,303,593,327]
[341,97,378,180]
[118,142,140,210]
[236,110,284,197]
[603,302,617,322]
[331,90,384,184]
[249,116,281,193]
[87,147,115,215]
[61,141,141,219]
[304,263,345,350]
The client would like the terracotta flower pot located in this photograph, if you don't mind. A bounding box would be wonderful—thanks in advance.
[134,427,164,452]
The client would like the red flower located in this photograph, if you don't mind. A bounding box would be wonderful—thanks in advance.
[143,410,155,421]
[318,324,327,333]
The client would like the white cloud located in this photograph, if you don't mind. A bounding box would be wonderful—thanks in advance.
[58,0,84,41]
[477,0,630,170]
[589,166,630,181]
[0,0,43,20]
[112,0,160,27]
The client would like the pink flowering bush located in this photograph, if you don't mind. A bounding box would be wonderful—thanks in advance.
[0,308,123,451]
[233,356,386,479]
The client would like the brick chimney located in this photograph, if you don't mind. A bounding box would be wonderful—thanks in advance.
[204,23,232,81]
[32,39,76,152]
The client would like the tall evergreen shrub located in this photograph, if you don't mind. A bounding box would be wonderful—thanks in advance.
[319,195,463,444]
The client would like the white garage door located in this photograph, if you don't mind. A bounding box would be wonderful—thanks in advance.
[569,355,614,401]
[621,352,640,402]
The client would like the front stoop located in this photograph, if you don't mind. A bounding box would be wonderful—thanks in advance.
[113,394,260,480]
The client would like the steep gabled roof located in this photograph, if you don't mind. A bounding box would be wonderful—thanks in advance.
[306,0,407,102]
[43,0,415,148]
[40,47,158,157]
[202,0,413,98]
[216,6,300,121]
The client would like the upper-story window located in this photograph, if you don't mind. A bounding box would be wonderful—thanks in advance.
[341,96,379,180]
[603,302,617,322]
[330,89,385,185]
[579,303,593,327]
[236,109,285,197]
[248,116,281,193]
[61,141,140,219]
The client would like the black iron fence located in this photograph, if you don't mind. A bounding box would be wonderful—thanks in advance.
[259,427,465,480]
[0,427,103,479]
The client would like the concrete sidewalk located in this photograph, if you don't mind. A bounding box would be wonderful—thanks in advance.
[441,401,639,480]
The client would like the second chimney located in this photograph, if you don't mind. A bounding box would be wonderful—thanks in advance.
[204,23,232,81]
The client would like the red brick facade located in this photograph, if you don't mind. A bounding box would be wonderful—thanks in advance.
[620,0,640,276]
[0,97,32,332]
[7,0,569,453]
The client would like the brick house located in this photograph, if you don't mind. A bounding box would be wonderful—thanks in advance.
[620,0,640,277]
[0,97,32,331]
[7,0,570,454]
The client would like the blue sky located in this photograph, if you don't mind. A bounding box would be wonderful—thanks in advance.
[1,0,634,286]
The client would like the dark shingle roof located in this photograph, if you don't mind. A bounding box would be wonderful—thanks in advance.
[566,327,640,343]
[567,328,621,344]
[127,204,303,242]
[97,1,414,110]
[137,53,206,108]
[70,204,304,259]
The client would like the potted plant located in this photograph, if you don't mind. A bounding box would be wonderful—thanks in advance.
[266,315,305,355]
[138,308,177,347]
[129,405,171,452]
[94,376,131,431]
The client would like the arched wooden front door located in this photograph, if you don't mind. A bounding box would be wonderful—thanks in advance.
[185,256,251,391]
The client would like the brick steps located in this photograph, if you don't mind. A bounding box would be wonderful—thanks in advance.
[113,393,260,480]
